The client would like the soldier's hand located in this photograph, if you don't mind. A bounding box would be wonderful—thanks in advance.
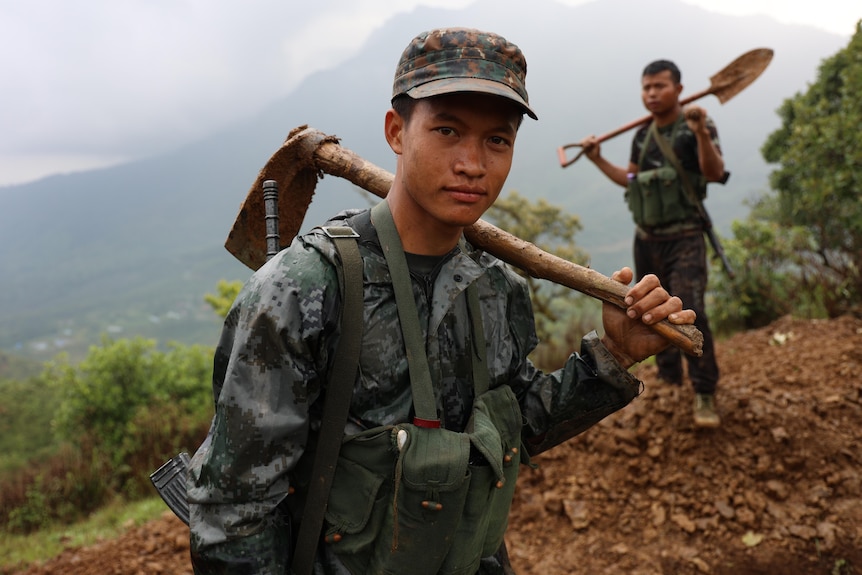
[683,105,708,134]
[600,267,696,368]
[579,135,601,161]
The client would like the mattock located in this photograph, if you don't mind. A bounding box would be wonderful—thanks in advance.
[225,125,704,357]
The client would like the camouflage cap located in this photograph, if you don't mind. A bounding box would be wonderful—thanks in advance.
[392,27,537,120]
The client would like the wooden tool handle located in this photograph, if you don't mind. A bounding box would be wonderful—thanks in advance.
[313,139,703,357]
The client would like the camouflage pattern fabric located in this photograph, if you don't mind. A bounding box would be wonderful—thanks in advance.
[634,231,719,394]
[187,207,641,574]
[391,27,537,120]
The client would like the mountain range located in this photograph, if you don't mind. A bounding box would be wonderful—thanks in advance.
[0,0,851,361]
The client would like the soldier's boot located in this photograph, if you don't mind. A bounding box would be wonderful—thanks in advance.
[693,393,720,428]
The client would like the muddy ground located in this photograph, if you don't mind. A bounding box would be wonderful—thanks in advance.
[7,314,862,575]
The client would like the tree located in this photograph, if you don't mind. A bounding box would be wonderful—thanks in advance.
[204,279,243,319]
[710,23,862,330]
[485,191,598,362]
[0,377,60,473]
[758,22,862,315]
[48,338,213,476]
[0,338,215,531]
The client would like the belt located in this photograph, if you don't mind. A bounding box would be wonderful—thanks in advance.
[636,222,703,240]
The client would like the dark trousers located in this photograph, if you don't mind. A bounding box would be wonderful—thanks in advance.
[633,231,719,395]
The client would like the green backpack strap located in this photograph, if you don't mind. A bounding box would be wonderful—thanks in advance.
[372,200,490,424]
[292,225,364,575]
[371,200,441,426]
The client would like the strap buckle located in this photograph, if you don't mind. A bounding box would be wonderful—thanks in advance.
[321,225,360,239]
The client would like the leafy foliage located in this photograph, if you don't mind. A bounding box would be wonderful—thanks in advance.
[710,24,862,330]
[0,337,215,533]
[759,27,862,306]
[707,202,823,333]
[48,338,213,468]
[0,377,60,473]
[204,279,243,319]
[486,191,594,350]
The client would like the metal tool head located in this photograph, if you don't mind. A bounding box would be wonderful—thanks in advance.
[224,126,336,270]
[709,48,774,104]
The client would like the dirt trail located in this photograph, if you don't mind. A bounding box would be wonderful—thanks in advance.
[7,314,862,575]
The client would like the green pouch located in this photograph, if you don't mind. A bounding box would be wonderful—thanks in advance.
[635,167,679,226]
[444,384,523,567]
[324,426,395,558]
[323,386,525,575]
[370,425,473,574]
[324,424,473,575]
[625,178,644,226]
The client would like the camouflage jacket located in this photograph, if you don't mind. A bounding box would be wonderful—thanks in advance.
[187,208,641,574]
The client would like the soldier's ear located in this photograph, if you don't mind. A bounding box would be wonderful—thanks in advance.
[384,108,404,154]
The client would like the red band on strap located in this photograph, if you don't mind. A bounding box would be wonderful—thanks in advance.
[412,417,441,429]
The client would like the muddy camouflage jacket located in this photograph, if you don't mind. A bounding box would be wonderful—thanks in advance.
[187,208,641,574]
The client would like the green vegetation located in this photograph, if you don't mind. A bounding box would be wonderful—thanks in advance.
[0,338,213,538]
[0,377,60,474]
[708,25,862,333]
[0,496,168,570]
[48,337,214,478]
[203,279,243,319]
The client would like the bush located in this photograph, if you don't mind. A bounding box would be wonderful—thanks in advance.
[0,376,60,474]
[707,202,833,335]
[48,337,213,467]
[0,337,214,533]
[1,443,110,534]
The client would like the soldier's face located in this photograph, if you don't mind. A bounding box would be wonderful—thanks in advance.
[641,70,682,115]
[385,92,520,235]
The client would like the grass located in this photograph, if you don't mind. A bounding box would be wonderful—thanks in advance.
[0,496,170,571]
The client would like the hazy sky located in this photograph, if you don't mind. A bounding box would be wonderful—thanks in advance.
[0,0,858,187]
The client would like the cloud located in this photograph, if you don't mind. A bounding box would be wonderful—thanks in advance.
[0,0,857,186]
[0,1,408,157]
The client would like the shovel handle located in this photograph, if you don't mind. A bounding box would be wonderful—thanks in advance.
[557,143,586,167]
[559,87,721,169]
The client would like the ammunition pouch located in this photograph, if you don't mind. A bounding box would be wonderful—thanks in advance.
[625,166,707,228]
[322,384,524,575]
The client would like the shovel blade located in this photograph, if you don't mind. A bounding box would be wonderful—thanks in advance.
[709,48,774,104]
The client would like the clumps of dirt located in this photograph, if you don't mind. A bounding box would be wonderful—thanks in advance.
[6,314,862,575]
[507,314,862,575]
[7,512,191,575]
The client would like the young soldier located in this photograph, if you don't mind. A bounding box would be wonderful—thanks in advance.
[188,29,696,574]
[580,60,725,428]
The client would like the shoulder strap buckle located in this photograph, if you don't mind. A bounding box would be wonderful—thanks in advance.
[321,225,359,239]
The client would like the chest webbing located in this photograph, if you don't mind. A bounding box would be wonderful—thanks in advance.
[371,199,489,427]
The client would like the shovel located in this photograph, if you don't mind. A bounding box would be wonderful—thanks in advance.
[557,48,774,167]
